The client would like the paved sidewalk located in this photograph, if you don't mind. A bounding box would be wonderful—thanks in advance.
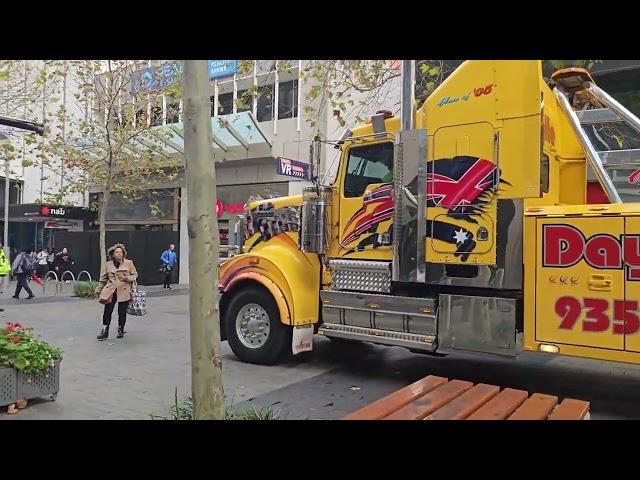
[2,292,640,419]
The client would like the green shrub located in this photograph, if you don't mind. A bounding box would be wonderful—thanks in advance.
[74,281,98,298]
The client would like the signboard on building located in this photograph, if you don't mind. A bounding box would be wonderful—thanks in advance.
[216,198,244,218]
[277,157,311,180]
[208,60,237,79]
[131,60,238,94]
[215,183,289,220]
[40,206,67,217]
[44,219,83,232]
[131,62,183,94]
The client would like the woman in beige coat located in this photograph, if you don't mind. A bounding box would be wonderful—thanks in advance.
[95,243,138,340]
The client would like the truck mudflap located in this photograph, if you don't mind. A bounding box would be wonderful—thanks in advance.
[292,324,314,355]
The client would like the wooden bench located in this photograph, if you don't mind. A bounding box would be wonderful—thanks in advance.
[343,375,590,420]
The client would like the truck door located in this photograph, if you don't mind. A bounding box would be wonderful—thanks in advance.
[428,122,498,265]
[423,60,543,267]
[338,141,395,259]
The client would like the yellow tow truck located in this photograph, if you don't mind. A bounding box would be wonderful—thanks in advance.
[218,60,640,367]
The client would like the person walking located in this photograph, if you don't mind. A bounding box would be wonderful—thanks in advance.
[160,243,177,290]
[95,243,138,340]
[11,248,36,300]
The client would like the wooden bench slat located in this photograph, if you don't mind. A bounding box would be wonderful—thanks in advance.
[343,375,448,420]
[466,388,529,420]
[383,380,473,420]
[548,398,590,420]
[508,393,558,420]
[425,383,500,420]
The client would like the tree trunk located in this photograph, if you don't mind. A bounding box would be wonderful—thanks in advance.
[182,60,225,420]
[98,189,110,277]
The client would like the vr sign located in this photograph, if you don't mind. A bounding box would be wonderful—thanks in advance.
[277,157,310,180]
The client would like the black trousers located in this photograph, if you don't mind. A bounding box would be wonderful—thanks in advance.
[163,269,173,288]
[14,273,33,298]
[102,292,129,328]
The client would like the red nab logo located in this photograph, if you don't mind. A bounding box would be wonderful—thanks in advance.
[543,224,640,280]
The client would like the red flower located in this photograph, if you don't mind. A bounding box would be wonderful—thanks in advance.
[9,337,21,344]
[5,324,14,333]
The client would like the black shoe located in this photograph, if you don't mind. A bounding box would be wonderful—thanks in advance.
[97,326,109,341]
[117,327,124,339]
[12,296,19,299]
[27,295,35,300]
[167,286,172,290]
[0,308,4,312]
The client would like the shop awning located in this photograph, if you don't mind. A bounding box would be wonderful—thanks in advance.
[71,112,272,163]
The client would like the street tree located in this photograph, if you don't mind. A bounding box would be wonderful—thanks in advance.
[182,60,225,420]
[37,60,181,274]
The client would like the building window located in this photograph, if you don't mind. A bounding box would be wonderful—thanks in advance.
[150,98,163,127]
[236,89,252,113]
[135,96,147,127]
[256,84,274,122]
[166,97,180,124]
[278,79,298,119]
[120,103,133,128]
[218,92,233,116]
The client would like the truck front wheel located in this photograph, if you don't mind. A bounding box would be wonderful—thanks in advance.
[224,285,292,365]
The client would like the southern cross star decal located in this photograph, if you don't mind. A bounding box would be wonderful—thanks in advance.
[453,228,468,244]
[40,206,50,216]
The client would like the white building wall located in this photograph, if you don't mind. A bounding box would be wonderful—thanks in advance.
[4,60,87,207]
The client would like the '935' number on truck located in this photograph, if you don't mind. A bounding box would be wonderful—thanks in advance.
[555,296,640,334]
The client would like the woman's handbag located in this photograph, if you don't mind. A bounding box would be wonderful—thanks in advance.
[127,281,147,316]
[98,285,116,305]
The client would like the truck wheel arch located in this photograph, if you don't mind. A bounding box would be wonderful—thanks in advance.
[220,272,292,326]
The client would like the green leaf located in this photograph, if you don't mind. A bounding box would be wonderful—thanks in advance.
[13,357,27,369]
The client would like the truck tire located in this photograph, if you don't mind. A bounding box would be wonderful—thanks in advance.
[225,285,292,365]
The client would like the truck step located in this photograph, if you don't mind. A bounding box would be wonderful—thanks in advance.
[318,322,437,352]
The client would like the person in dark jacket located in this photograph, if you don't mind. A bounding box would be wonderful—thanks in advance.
[54,247,74,282]
[11,248,35,300]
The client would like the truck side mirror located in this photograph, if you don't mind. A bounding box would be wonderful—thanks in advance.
[309,136,322,181]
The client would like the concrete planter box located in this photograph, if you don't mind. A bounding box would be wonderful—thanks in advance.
[0,361,60,407]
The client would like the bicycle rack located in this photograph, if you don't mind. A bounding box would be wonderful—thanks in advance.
[43,271,59,296]
[58,271,76,296]
[77,270,92,283]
